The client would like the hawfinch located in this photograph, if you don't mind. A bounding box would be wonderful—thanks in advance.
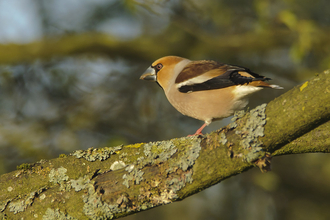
[140,56,282,136]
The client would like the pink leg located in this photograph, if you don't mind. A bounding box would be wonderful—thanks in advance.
[188,123,208,136]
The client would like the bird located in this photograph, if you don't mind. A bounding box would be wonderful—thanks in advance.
[140,56,283,136]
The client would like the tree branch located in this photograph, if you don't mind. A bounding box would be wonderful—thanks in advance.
[273,120,330,156]
[1,28,329,65]
[0,70,329,219]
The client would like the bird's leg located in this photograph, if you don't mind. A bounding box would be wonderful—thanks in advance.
[188,123,208,136]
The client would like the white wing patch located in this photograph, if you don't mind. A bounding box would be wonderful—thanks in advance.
[175,74,211,89]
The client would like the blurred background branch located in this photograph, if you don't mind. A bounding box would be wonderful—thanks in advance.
[3,26,329,65]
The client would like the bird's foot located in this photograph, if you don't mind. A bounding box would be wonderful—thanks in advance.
[187,131,204,137]
[187,123,207,137]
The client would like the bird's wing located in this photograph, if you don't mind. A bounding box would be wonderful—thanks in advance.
[175,60,271,93]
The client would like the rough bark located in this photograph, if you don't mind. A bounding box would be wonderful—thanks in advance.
[0,70,329,220]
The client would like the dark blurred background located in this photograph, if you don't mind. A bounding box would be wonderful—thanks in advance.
[0,0,329,219]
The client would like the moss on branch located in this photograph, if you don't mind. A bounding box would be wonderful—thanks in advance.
[0,70,329,219]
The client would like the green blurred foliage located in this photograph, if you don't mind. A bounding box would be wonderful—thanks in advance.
[0,0,329,220]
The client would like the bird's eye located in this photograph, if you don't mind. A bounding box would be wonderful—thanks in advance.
[155,63,163,71]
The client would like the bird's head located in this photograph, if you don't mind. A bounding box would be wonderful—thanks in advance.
[140,56,191,89]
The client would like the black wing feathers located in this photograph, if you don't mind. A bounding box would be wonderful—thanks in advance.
[178,65,270,93]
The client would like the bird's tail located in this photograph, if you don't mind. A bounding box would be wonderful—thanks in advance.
[249,80,283,89]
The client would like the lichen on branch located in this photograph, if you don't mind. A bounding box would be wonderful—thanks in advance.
[0,70,329,219]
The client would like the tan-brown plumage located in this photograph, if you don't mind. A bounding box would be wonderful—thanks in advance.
[175,60,222,84]
[140,56,282,136]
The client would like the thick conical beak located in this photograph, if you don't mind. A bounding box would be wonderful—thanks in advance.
[140,67,156,81]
